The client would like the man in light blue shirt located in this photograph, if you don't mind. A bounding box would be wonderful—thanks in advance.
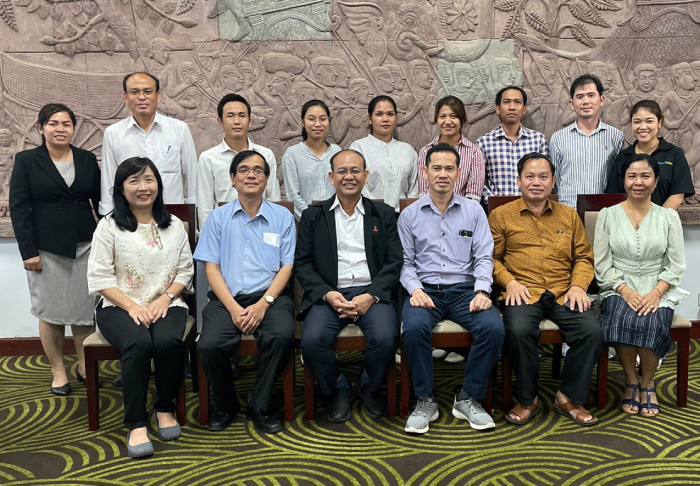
[399,144,504,434]
[195,150,295,434]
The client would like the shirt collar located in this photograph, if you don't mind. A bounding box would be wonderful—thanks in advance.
[428,134,469,148]
[218,138,255,155]
[126,112,162,133]
[330,196,365,216]
[516,197,554,215]
[419,194,461,214]
[570,119,608,135]
[230,199,271,222]
[495,124,530,141]
[369,134,395,146]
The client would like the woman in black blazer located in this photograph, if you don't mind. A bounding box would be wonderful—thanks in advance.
[10,103,100,396]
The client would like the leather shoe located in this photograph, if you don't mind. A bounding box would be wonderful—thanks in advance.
[209,411,236,431]
[328,386,352,423]
[247,397,283,434]
[360,387,387,419]
[50,383,71,396]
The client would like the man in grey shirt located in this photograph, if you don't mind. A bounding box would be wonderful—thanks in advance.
[398,143,504,435]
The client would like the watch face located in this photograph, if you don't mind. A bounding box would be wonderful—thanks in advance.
[264,295,274,304]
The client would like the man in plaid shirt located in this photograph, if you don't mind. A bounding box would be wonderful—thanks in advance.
[477,86,548,201]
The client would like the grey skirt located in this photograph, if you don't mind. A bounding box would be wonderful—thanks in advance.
[26,241,96,326]
[600,295,673,358]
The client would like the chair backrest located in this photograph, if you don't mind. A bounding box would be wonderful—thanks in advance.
[166,203,196,253]
[487,194,559,214]
[576,193,626,223]
[399,198,418,213]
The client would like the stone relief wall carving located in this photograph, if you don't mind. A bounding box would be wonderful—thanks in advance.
[1,0,700,235]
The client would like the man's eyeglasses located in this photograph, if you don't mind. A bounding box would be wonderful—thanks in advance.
[237,167,265,176]
[127,89,157,97]
[334,168,364,176]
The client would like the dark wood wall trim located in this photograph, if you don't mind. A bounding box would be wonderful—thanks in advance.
[0,338,75,356]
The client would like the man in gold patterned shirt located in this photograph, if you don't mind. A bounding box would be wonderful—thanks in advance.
[488,152,601,427]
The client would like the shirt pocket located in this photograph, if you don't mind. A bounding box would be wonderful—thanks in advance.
[157,142,180,174]
[260,236,281,272]
[447,232,473,264]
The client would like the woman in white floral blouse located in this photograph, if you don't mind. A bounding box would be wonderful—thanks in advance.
[88,157,194,458]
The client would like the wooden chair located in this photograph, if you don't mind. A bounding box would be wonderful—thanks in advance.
[398,198,494,417]
[84,204,198,431]
[577,193,692,407]
[488,195,608,411]
[197,200,296,425]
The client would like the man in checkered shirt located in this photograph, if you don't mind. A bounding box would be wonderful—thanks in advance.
[477,86,548,201]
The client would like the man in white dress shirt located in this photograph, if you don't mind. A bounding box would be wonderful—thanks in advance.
[99,72,197,215]
[197,94,280,228]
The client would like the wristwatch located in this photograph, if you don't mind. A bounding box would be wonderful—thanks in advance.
[475,290,489,297]
[165,292,175,301]
[263,294,275,305]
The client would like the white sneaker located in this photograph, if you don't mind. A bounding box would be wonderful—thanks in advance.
[432,348,447,359]
[452,395,495,430]
[444,352,465,363]
[404,398,439,434]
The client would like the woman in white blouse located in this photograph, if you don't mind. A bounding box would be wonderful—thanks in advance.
[282,99,341,219]
[88,157,194,458]
[349,95,418,212]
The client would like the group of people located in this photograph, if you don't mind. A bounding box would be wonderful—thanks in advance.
[9,70,688,458]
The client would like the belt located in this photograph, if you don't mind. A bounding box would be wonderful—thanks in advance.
[421,282,465,291]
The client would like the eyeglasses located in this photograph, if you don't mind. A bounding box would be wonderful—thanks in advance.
[237,167,265,176]
[334,168,364,176]
[127,88,157,97]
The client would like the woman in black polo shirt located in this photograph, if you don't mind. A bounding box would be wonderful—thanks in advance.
[606,99,694,209]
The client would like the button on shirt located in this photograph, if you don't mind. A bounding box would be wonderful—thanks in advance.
[488,198,594,305]
[349,134,418,212]
[477,125,548,199]
[398,195,494,296]
[99,112,197,215]
[417,135,485,201]
[549,121,624,207]
[283,141,340,220]
[331,197,372,289]
[197,139,281,228]
[193,200,295,296]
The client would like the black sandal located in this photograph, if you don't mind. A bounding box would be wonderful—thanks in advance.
[639,387,660,418]
[621,383,640,415]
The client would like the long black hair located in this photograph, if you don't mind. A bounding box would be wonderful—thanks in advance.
[112,157,171,232]
[300,99,331,141]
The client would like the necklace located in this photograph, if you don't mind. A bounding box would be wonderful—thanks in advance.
[622,201,651,230]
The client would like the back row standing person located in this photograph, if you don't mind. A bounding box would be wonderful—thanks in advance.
[283,99,341,220]
[478,86,548,200]
[550,74,625,207]
[417,96,485,202]
[350,95,418,212]
[198,94,280,229]
[99,72,197,216]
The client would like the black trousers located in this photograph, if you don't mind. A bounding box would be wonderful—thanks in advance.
[97,305,187,430]
[502,298,601,405]
[198,292,294,414]
[301,286,398,398]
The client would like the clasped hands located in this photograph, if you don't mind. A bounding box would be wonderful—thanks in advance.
[410,288,492,312]
[230,299,270,334]
[619,284,661,316]
[325,291,375,321]
[127,294,172,327]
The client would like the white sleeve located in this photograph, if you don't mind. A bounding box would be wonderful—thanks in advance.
[180,124,198,204]
[196,152,216,230]
[266,151,281,201]
[99,130,117,215]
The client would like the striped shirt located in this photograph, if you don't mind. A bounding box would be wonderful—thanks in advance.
[417,135,485,201]
[549,120,624,207]
[477,125,548,200]
[349,134,418,211]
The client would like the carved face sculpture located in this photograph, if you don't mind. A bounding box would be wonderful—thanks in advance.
[372,67,395,93]
[393,2,445,59]
[453,63,478,94]
[349,79,371,104]
[334,60,352,89]
[412,61,434,90]
[387,65,407,91]
[528,57,557,96]
[634,65,657,93]
[0,129,11,148]
[672,63,696,91]
[438,63,452,87]
[495,59,514,85]
[238,61,256,89]
[314,61,337,87]
[219,66,246,92]
[296,81,317,102]
[267,71,294,96]
[148,39,170,65]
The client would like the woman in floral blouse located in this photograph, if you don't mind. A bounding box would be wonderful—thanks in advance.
[88,157,194,458]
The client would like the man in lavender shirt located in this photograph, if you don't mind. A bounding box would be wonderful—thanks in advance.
[398,143,504,434]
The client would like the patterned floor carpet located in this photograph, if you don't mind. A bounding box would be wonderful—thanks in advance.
[1,342,699,486]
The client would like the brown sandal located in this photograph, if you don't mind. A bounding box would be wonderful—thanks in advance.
[505,398,541,425]
[554,398,598,426]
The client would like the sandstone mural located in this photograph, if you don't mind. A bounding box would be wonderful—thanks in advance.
[1,0,700,234]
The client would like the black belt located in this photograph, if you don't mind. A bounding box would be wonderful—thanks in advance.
[421,282,465,291]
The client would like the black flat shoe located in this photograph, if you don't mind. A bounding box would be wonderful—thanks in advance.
[50,383,71,396]
[328,386,352,423]
[209,411,236,432]
[76,370,101,387]
[247,397,283,434]
[360,387,387,419]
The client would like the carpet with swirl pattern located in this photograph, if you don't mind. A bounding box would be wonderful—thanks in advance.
[1,342,699,485]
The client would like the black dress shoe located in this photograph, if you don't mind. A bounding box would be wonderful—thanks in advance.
[209,411,236,431]
[328,386,352,423]
[247,398,283,434]
[360,387,387,419]
[76,370,101,387]
[50,383,71,396]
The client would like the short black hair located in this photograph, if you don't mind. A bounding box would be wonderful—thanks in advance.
[569,73,603,98]
[495,85,527,105]
[37,103,77,144]
[112,157,171,232]
[217,93,251,119]
[517,152,555,177]
[229,150,270,177]
[122,72,160,93]
[330,149,366,171]
[620,153,659,179]
[425,143,460,167]
[301,99,331,141]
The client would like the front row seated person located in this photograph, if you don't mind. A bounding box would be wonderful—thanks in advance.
[194,150,296,434]
[488,152,601,427]
[295,149,403,422]
[595,154,687,418]
[87,157,194,458]
[399,143,505,434]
